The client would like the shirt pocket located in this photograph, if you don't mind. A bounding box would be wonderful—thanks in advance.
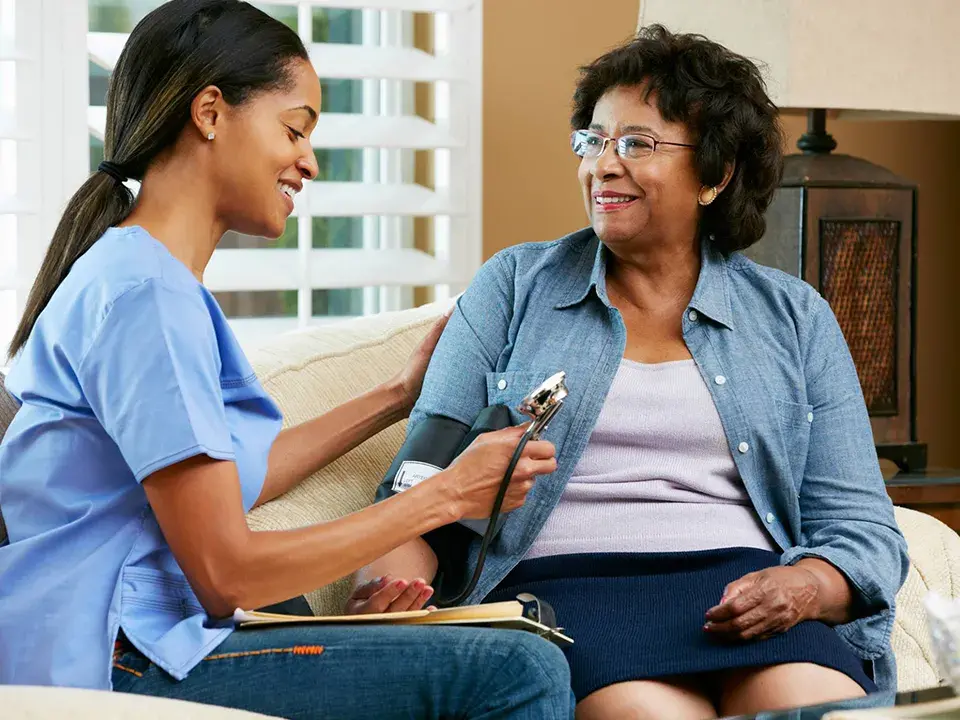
[486,370,550,424]
[775,399,814,490]
[120,566,206,622]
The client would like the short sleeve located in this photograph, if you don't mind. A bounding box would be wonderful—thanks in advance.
[77,279,235,482]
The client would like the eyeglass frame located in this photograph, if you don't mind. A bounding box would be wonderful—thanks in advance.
[570,129,697,161]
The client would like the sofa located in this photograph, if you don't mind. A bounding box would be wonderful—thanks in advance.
[1,300,958,717]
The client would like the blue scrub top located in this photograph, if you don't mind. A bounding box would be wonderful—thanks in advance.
[0,226,283,688]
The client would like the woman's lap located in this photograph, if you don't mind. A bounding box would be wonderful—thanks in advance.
[488,549,876,702]
[112,624,574,720]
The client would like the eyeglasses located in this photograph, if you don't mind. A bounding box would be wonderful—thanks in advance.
[570,129,696,161]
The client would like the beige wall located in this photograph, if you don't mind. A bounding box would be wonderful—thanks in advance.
[483,0,640,256]
[482,4,960,467]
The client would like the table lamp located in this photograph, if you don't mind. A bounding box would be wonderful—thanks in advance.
[638,0,960,471]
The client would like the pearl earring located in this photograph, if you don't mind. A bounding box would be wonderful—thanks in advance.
[207,132,215,141]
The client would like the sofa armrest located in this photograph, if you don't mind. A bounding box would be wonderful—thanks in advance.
[0,685,280,719]
[0,369,19,546]
[891,506,960,691]
[245,302,450,615]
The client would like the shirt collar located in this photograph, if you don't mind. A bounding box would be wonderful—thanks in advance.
[554,232,610,310]
[688,240,735,330]
[555,233,735,330]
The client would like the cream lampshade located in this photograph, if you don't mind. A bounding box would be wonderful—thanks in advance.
[638,0,960,120]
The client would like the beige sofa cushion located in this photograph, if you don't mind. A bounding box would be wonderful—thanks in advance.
[0,685,279,719]
[891,505,960,690]
[245,301,450,614]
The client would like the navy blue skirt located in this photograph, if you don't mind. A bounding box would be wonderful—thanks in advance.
[486,548,877,702]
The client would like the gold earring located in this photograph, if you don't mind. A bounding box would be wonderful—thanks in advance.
[698,186,718,206]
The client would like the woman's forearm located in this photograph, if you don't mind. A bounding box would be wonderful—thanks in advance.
[256,380,409,508]
[796,557,855,625]
[226,480,457,614]
[356,538,439,587]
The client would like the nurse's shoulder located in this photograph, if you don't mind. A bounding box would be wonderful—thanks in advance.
[34,226,215,369]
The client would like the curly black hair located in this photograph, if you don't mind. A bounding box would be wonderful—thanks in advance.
[572,24,784,254]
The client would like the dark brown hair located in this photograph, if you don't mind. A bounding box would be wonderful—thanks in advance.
[8,0,308,358]
[572,24,784,254]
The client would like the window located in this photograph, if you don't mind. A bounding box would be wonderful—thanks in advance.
[2,0,482,358]
[1,0,89,366]
[0,0,18,355]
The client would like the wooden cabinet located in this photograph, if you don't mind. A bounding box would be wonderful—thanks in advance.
[886,471,960,533]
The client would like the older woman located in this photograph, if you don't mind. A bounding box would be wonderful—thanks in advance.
[360,25,908,719]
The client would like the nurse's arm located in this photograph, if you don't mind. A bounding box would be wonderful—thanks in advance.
[142,427,550,618]
[144,454,454,617]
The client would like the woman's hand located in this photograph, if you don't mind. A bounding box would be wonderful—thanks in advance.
[390,308,454,416]
[703,565,822,641]
[345,575,435,615]
[435,425,558,520]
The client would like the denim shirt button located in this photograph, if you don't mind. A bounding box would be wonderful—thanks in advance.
[714,375,726,385]
[807,412,814,423]
[738,441,749,453]
[688,310,699,322]
[497,379,507,390]
[765,512,775,524]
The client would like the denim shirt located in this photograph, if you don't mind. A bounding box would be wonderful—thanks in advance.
[410,228,909,690]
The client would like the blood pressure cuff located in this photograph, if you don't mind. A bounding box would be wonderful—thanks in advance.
[374,406,512,601]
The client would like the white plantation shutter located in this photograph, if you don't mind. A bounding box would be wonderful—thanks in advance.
[0,0,88,365]
[85,0,483,351]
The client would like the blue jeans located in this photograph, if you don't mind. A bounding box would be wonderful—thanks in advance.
[112,625,574,719]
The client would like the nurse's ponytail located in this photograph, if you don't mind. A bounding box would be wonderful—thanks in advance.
[7,0,307,359]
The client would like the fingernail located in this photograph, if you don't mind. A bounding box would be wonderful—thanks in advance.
[703,623,713,631]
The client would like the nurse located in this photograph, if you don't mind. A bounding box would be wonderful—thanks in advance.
[0,2,571,719]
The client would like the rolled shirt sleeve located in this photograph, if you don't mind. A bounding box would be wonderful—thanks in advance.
[780,295,909,658]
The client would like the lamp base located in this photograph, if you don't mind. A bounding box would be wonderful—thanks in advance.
[877,442,928,473]
[796,108,838,154]
[749,146,921,471]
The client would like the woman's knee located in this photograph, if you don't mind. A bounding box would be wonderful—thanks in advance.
[576,679,717,720]
[503,632,571,689]
[718,663,865,716]
[467,633,573,718]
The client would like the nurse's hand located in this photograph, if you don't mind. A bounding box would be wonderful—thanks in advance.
[345,575,436,615]
[443,425,557,520]
[390,306,454,416]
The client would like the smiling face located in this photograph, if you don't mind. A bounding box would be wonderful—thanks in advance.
[578,84,702,253]
[209,58,321,239]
